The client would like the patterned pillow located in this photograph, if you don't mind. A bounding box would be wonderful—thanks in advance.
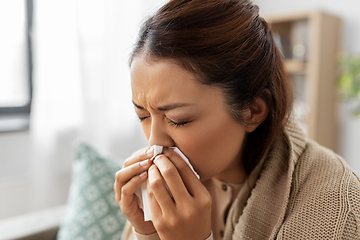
[57,142,126,240]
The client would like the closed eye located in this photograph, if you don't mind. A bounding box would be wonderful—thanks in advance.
[138,116,150,122]
[167,118,190,128]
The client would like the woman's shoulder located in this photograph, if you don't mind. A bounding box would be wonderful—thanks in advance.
[284,122,357,184]
[293,135,360,199]
[297,137,357,183]
[278,129,360,238]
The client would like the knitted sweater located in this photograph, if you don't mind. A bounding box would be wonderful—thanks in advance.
[122,122,360,239]
[224,122,360,239]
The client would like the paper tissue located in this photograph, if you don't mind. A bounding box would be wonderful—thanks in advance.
[134,145,199,221]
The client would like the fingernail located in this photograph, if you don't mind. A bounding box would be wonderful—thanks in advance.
[139,171,147,178]
[145,147,154,156]
[153,155,162,163]
[140,160,149,167]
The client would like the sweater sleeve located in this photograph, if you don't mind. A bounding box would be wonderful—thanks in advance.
[121,221,213,240]
[341,211,360,239]
[341,172,360,239]
[120,221,160,240]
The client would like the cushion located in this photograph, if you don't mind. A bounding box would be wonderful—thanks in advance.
[57,142,126,240]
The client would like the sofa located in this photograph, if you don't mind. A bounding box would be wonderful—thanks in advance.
[0,205,66,240]
[0,142,127,240]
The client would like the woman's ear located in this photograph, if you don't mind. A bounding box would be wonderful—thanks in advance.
[245,97,269,133]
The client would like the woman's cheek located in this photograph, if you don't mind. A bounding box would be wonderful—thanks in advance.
[177,137,217,180]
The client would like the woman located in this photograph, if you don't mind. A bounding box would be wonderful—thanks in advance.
[114,0,360,239]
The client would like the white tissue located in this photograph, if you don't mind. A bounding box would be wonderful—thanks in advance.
[150,145,163,161]
[135,145,199,222]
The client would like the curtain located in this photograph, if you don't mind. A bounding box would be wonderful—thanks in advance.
[0,0,168,220]
[32,0,169,172]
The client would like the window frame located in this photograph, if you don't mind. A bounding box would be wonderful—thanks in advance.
[0,0,33,132]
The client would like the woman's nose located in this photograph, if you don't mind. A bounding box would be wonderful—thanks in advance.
[148,120,174,147]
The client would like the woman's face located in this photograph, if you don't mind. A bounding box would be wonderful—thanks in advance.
[130,56,247,183]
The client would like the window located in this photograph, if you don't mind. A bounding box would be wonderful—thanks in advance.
[0,0,33,132]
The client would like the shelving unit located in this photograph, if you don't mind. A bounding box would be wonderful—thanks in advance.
[265,11,342,152]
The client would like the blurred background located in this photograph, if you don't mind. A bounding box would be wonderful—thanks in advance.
[0,0,359,224]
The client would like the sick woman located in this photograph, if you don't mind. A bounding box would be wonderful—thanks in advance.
[114,0,360,239]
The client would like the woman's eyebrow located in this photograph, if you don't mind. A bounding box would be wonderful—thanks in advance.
[132,100,192,111]
[156,103,193,111]
[132,100,144,109]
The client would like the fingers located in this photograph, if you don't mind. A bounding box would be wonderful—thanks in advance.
[152,155,190,201]
[114,159,150,222]
[148,164,176,215]
[146,150,212,239]
[113,147,159,236]
[115,159,152,188]
[119,171,147,208]
[114,169,148,224]
[114,158,152,207]
[115,146,154,202]
[123,146,154,168]
[162,149,205,197]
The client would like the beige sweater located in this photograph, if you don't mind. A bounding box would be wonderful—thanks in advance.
[224,122,360,239]
[122,122,360,239]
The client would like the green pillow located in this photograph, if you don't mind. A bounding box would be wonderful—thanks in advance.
[57,142,126,240]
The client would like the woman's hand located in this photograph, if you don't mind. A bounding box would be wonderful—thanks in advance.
[148,149,212,240]
[114,147,156,235]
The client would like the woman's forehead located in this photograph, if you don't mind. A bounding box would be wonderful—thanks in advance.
[130,56,223,110]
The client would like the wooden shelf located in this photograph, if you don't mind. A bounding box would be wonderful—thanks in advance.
[285,59,307,74]
[265,11,342,152]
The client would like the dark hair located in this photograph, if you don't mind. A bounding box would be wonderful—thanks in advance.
[130,0,293,174]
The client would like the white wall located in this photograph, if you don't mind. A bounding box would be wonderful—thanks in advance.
[254,0,360,174]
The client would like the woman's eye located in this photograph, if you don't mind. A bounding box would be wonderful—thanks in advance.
[138,116,150,122]
[167,118,190,128]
